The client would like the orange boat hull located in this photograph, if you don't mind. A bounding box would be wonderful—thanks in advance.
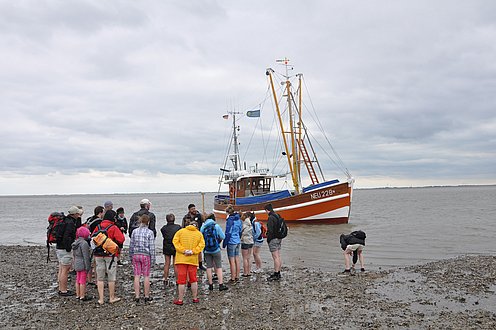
[213,182,352,224]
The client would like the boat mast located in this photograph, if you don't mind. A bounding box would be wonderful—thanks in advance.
[230,110,242,171]
[267,58,301,194]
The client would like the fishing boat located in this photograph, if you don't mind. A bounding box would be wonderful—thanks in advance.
[213,59,354,223]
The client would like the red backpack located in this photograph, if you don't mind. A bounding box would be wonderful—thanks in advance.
[46,212,65,262]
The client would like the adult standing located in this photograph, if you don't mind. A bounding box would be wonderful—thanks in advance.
[92,210,125,305]
[251,213,264,273]
[182,204,206,271]
[200,214,228,291]
[265,203,283,281]
[240,212,254,277]
[129,214,156,302]
[172,221,205,305]
[104,200,113,212]
[160,214,181,284]
[85,206,104,233]
[223,205,243,283]
[129,199,157,238]
[56,205,81,296]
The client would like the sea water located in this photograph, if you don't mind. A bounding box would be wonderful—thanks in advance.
[1,186,494,272]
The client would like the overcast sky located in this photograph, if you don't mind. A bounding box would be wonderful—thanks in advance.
[1,0,495,195]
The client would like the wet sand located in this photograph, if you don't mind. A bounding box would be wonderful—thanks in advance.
[0,246,495,329]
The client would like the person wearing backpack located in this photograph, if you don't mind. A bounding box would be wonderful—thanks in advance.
[56,205,81,296]
[223,205,243,283]
[240,212,254,277]
[129,199,157,238]
[129,214,156,303]
[160,213,181,285]
[250,213,265,273]
[340,230,366,275]
[92,209,125,305]
[265,203,285,281]
[200,214,228,291]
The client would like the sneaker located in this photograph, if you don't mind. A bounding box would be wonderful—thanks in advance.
[134,297,140,303]
[360,268,365,272]
[173,299,183,306]
[192,298,200,303]
[219,284,229,291]
[267,273,280,282]
[339,269,351,277]
[208,284,214,291]
[144,297,153,302]
[58,290,75,297]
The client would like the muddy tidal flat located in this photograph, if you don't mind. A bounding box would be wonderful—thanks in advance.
[0,246,495,329]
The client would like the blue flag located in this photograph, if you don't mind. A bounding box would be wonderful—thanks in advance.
[246,109,260,117]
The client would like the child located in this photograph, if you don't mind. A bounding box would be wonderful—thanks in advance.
[72,226,92,301]
[129,214,156,302]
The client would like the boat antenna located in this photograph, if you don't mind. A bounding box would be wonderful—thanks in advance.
[229,110,242,171]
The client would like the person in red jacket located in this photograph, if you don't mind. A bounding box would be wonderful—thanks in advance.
[92,210,125,305]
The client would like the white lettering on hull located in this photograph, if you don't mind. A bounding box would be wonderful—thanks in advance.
[310,189,337,200]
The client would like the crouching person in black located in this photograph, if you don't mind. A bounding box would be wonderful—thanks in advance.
[339,230,366,274]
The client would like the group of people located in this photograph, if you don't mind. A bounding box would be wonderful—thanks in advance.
[53,200,287,306]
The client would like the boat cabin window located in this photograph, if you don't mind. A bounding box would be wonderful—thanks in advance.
[237,177,272,197]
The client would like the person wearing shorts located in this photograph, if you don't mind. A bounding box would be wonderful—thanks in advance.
[265,204,283,281]
[251,214,264,273]
[200,214,228,291]
[129,214,156,302]
[92,210,125,305]
[223,205,243,283]
[172,221,205,305]
[340,231,366,274]
[160,214,181,285]
[240,212,254,277]
[56,206,81,296]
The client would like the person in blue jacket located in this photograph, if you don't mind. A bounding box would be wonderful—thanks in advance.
[223,205,243,283]
[200,214,229,291]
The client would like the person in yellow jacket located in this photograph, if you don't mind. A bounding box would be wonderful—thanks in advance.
[172,221,205,305]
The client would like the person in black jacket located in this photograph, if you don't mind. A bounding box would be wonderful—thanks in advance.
[129,199,157,238]
[160,213,181,285]
[56,205,80,296]
[340,230,366,274]
[265,203,283,281]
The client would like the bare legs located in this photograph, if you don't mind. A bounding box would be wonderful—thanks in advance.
[271,250,282,272]
[242,248,252,275]
[134,275,151,299]
[176,282,198,302]
[97,281,120,304]
[253,246,262,270]
[228,256,241,281]
[58,264,70,292]
[164,254,176,281]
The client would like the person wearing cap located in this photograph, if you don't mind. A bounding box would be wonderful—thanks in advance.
[92,209,126,305]
[129,199,157,238]
[104,201,113,212]
[182,204,206,271]
[56,205,81,296]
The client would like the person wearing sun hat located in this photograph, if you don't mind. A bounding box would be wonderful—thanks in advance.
[129,198,157,238]
[55,205,81,296]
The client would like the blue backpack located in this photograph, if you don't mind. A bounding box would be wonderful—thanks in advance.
[204,225,220,253]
